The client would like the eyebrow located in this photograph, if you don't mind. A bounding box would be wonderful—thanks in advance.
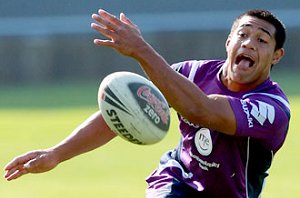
[240,24,271,37]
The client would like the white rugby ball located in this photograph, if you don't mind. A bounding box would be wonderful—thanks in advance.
[98,71,170,145]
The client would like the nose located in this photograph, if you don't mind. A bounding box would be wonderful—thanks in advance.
[241,38,256,50]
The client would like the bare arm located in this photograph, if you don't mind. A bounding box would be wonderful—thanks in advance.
[51,111,116,163]
[91,9,236,135]
[4,111,116,181]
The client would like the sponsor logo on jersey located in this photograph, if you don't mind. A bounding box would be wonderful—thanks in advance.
[241,99,254,128]
[194,128,213,156]
[190,152,220,171]
[192,128,219,171]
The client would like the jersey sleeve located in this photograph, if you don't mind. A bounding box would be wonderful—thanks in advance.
[170,60,206,81]
[171,62,184,73]
[170,61,193,78]
[227,93,290,150]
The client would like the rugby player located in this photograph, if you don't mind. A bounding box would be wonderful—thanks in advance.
[4,9,290,198]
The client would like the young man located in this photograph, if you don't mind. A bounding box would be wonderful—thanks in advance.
[4,9,290,198]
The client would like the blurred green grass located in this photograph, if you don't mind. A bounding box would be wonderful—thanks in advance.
[0,81,99,109]
[0,71,299,197]
[0,107,180,198]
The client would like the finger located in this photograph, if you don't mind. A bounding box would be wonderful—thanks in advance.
[5,167,28,181]
[91,22,115,38]
[4,152,38,171]
[93,39,115,48]
[4,164,28,181]
[92,13,117,32]
[98,9,122,26]
[120,13,135,26]
[4,164,22,178]
[5,157,44,180]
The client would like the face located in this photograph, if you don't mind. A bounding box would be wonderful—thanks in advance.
[223,15,284,91]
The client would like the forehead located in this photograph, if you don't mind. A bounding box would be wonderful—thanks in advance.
[236,15,276,37]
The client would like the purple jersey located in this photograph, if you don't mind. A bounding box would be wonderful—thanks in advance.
[146,60,290,198]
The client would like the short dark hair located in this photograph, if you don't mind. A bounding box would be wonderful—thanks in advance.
[231,9,286,50]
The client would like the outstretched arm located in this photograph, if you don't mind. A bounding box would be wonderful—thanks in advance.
[4,111,116,181]
[91,9,236,135]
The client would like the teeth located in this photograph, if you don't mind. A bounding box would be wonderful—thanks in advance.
[235,54,255,67]
[242,54,253,61]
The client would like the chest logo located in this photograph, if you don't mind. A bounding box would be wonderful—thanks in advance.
[194,128,212,156]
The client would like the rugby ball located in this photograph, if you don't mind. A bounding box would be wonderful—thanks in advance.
[98,71,170,145]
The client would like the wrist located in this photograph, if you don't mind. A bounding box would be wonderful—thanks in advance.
[47,147,66,165]
[131,39,154,60]
[133,42,162,67]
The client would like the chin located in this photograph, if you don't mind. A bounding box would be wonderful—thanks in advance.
[231,75,252,85]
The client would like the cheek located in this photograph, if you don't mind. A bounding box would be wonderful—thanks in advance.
[226,39,239,54]
[226,43,234,56]
[260,51,274,64]
[227,46,238,62]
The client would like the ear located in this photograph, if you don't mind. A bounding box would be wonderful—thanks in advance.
[272,48,285,65]
[225,35,231,52]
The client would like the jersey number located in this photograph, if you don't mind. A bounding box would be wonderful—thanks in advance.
[250,100,275,125]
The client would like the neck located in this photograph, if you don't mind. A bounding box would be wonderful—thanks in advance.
[221,75,253,92]
[220,61,269,92]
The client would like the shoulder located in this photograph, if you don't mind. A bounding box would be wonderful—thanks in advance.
[243,79,290,116]
[171,60,224,76]
[226,79,290,149]
[228,83,290,150]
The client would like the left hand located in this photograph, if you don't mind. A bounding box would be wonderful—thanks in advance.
[4,149,59,181]
[91,9,147,58]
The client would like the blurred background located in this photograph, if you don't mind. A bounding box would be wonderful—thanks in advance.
[0,0,299,86]
[1,1,299,198]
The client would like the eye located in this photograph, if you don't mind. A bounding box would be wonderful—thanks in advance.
[238,31,247,38]
[258,38,267,44]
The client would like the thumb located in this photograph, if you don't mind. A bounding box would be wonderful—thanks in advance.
[23,158,39,172]
[24,162,31,169]
[23,155,46,173]
[24,153,58,173]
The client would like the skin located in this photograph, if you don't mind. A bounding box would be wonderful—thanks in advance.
[3,9,284,181]
[4,112,117,181]
[222,15,284,92]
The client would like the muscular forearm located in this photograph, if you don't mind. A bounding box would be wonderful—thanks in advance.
[51,111,117,164]
[132,44,236,134]
[132,44,210,120]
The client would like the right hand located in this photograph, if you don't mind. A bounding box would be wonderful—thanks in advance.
[91,9,147,58]
[4,149,59,181]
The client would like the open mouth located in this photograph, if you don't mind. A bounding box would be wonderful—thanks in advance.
[235,54,255,68]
